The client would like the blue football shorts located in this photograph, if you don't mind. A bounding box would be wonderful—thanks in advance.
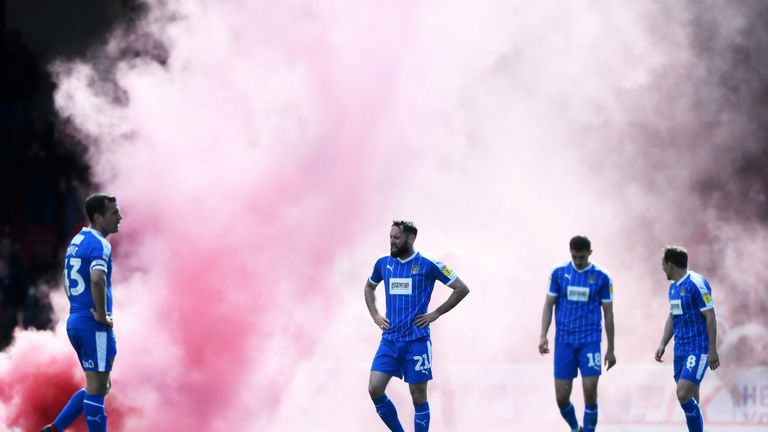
[674,351,709,385]
[554,339,602,380]
[371,336,433,384]
[67,328,117,372]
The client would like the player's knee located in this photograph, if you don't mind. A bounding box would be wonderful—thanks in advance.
[85,375,110,396]
[368,383,384,400]
[583,389,598,405]
[676,385,694,404]
[554,387,570,407]
[409,385,427,405]
[86,383,108,395]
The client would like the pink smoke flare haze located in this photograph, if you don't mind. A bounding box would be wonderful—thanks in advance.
[1,0,767,431]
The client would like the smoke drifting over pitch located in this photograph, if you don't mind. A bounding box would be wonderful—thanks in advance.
[1,0,767,430]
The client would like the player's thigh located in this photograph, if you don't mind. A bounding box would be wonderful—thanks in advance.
[576,341,602,378]
[371,339,404,382]
[403,337,433,384]
[554,340,578,380]
[676,352,708,386]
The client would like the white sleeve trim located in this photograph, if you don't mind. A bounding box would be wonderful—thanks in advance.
[90,260,108,272]
[601,299,613,303]
[368,278,380,286]
[699,305,714,311]
[547,292,559,297]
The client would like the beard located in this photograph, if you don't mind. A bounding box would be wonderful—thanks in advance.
[390,243,409,258]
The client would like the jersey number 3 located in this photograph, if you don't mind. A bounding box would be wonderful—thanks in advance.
[63,257,86,296]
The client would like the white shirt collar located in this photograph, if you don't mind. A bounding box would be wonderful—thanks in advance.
[570,261,594,273]
[675,271,691,285]
[397,251,418,263]
[83,227,107,240]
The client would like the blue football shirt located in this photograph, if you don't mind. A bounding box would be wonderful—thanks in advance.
[548,261,613,344]
[369,252,457,342]
[63,227,113,330]
[669,271,713,355]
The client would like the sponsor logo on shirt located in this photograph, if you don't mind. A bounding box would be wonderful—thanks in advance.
[389,278,413,295]
[670,299,683,315]
[567,286,590,302]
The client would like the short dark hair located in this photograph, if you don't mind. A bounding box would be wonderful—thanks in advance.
[392,220,418,237]
[663,245,688,268]
[569,235,591,252]
[85,193,117,223]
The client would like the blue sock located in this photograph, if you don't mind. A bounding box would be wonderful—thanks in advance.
[583,403,598,432]
[53,388,86,430]
[681,398,703,432]
[372,395,404,432]
[83,394,107,432]
[414,401,430,432]
[559,402,580,431]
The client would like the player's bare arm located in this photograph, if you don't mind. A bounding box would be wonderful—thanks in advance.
[655,313,674,362]
[702,308,720,370]
[89,269,113,328]
[364,279,390,330]
[539,294,556,355]
[414,277,469,328]
[601,301,616,370]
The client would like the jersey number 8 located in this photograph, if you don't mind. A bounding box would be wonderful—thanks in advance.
[63,257,86,296]
[686,355,697,370]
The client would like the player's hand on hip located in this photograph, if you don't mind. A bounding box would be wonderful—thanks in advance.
[604,350,617,370]
[538,337,549,355]
[708,349,720,370]
[654,346,665,362]
[414,312,439,328]
[90,308,114,329]
[373,314,390,330]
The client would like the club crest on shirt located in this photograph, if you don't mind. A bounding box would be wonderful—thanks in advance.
[412,264,419,274]
[680,287,687,295]
[588,275,595,283]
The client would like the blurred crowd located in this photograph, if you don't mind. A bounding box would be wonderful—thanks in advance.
[0,29,91,350]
